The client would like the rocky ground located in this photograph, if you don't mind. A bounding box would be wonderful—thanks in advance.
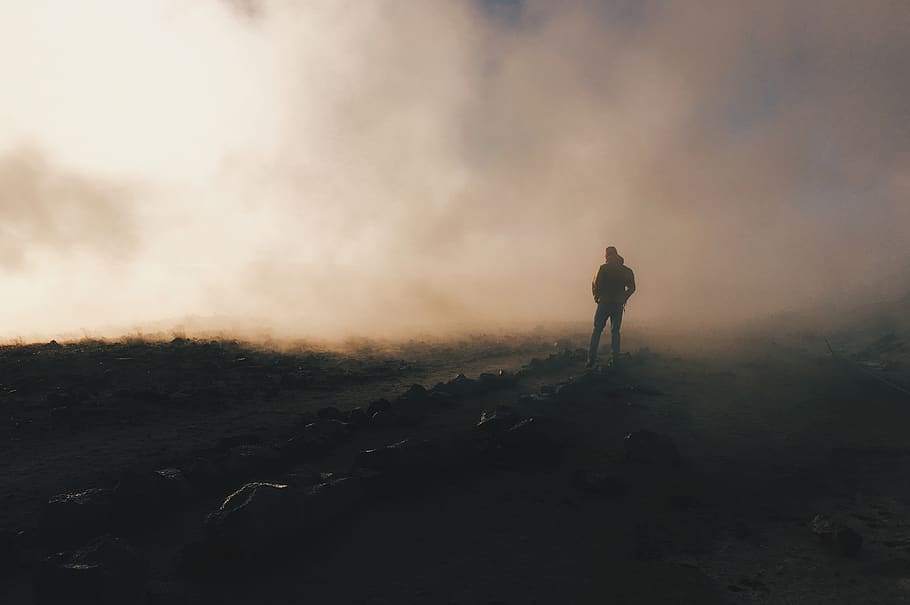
[2,325,910,604]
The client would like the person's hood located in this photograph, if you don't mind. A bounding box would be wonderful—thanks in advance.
[606,254,625,265]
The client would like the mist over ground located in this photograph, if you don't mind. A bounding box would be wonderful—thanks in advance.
[1,0,908,341]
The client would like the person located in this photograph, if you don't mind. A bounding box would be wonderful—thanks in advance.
[587,246,636,368]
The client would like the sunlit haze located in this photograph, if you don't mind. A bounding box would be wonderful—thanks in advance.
[2,0,908,341]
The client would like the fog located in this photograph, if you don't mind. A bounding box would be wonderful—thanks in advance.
[1,0,908,341]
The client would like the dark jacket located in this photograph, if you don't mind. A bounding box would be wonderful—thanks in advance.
[592,255,636,304]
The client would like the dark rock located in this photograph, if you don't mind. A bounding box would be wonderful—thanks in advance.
[498,418,561,463]
[475,408,521,439]
[42,488,113,545]
[303,477,363,526]
[204,483,300,554]
[366,398,391,417]
[442,373,481,398]
[278,432,333,459]
[623,430,681,465]
[427,391,457,408]
[284,464,324,487]
[291,411,318,432]
[370,409,399,428]
[34,535,148,605]
[112,468,191,519]
[310,419,350,442]
[221,445,282,478]
[477,371,514,390]
[317,406,344,421]
[810,514,863,557]
[392,385,433,427]
[355,439,437,480]
[347,407,368,428]
[571,470,626,498]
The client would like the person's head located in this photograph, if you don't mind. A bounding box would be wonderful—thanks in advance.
[605,246,619,260]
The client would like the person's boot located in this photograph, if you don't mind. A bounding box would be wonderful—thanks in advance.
[585,358,595,369]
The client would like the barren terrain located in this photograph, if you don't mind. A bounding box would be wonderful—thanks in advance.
[2,317,910,604]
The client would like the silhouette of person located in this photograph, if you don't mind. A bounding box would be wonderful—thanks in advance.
[587,246,636,368]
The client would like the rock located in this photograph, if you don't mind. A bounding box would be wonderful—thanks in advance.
[317,406,344,421]
[370,409,399,428]
[571,470,626,498]
[498,418,561,463]
[810,514,863,557]
[310,419,350,442]
[41,488,113,545]
[477,371,514,390]
[303,477,363,526]
[427,391,457,408]
[392,385,432,427]
[366,398,391,417]
[112,468,191,519]
[347,407,368,428]
[623,430,681,465]
[475,408,521,439]
[441,374,481,398]
[355,439,437,481]
[284,464,324,487]
[34,535,148,605]
[220,444,282,478]
[204,483,300,555]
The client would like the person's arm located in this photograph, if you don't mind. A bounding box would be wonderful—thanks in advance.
[624,269,636,302]
[592,266,603,302]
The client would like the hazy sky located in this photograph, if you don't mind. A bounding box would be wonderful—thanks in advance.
[1,0,908,339]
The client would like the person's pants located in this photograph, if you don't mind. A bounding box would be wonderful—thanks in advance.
[588,302,624,362]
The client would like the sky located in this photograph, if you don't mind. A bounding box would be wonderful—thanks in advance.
[0,0,908,340]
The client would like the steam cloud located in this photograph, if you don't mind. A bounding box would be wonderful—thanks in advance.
[1,0,908,339]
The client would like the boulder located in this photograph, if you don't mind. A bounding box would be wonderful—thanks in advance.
[41,488,113,545]
[220,445,282,478]
[623,430,681,465]
[392,385,432,427]
[112,468,191,519]
[366,398,391,417]
[370,409,399,428]
[34,535,148,605]
[303,477,363,526]
[347,407,368,428]
[475,408,521,439]
[427,391,457,408]
[310,419,350,442]
[810,514,863,557]
[204,483,300,554]
[498,418,561,463]
[439,374,481,398]
[355,439,437,481]
[283,464,324,487]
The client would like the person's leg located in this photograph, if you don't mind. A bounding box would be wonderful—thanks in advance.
[610,304,624,361]
[588,303,608,364]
